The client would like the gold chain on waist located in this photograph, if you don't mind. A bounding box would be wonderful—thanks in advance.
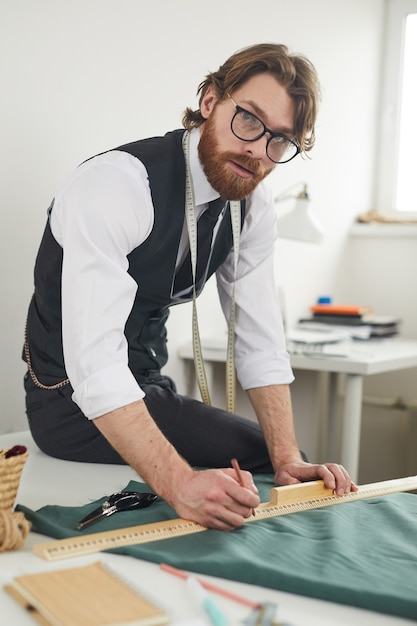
[24,317,70,390]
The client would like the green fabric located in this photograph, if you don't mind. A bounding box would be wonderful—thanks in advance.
[17,475,417,620]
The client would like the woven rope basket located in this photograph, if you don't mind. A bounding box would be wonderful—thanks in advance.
[0,449,29,511]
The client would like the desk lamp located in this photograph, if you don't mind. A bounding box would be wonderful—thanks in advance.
[274,183,324,244]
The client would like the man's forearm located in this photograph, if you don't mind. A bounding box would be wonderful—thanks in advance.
[248,384,357,494]
[247,384,303,470]
[92,399,193,508]
[92,399,260,529]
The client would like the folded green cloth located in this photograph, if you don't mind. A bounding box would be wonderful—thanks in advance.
[17,475,417,620]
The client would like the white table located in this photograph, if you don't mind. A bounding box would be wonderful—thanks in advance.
[1,431,415,626]
[179,337,417,482]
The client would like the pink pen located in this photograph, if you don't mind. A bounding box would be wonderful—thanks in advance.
[160,563,260,609]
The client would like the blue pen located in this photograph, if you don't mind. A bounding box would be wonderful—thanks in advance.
[187,575,229,626]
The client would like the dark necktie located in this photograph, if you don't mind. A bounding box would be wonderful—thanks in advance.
[174,197,225,294]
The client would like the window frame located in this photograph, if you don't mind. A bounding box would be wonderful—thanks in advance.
[376,0,417,216]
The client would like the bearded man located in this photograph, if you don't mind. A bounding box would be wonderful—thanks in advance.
[24,43,356,530]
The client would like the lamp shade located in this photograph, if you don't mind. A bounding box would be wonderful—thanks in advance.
[275,185,324,244]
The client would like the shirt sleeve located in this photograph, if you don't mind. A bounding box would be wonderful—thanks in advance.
[216,183,294,390]
[50,151,154,419]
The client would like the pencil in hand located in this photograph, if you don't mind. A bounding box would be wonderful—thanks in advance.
[231,458,256,517]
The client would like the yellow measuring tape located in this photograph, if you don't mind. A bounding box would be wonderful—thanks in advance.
[33,474,417,561]
[182,132,241,413]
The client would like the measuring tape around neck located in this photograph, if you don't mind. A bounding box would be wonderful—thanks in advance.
[182,131,241,412]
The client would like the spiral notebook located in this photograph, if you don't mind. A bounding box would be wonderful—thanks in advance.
[5,560,169,626]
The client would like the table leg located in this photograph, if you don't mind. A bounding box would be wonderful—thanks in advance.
[316,372,330,462]
[326,372,340,461]
[340,374,364,483]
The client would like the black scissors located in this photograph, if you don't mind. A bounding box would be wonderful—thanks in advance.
[77,491,157,530]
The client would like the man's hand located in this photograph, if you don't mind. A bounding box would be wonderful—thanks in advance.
[173,467,260,531]
[274,462,358,495]
[94,401,261,531]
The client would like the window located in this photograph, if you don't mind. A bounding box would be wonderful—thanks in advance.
[377,0,417,214]
[396,13,417,212]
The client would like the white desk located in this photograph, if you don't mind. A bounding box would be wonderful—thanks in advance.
[1,431,415,626]
[179,337,417,482]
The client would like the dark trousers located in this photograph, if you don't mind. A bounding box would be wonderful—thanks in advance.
[24,373,275,473]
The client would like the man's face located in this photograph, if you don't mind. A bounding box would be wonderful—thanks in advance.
[198,72,296,201]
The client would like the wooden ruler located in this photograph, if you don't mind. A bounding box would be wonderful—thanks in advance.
[33,475,417,561]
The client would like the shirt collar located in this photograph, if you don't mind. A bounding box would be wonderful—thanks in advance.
[188,127,221,206]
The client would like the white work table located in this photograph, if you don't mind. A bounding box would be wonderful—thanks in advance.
[179,337,417,482]
[1,430,415,626]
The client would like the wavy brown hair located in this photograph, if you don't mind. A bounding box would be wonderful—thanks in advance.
[182,43,320,155]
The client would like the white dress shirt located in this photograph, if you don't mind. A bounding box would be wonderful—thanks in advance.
[50,128,293,419]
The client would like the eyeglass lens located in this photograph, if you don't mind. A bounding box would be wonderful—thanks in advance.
[232,109,298,163]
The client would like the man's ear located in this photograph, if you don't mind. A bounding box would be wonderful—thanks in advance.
[200,85,218,120]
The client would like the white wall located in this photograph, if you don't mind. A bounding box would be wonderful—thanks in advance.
[4,1,413,484]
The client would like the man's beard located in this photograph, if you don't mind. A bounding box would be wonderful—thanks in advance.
[198,115,273,201]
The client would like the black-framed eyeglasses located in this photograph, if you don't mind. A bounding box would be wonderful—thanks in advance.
[227,95,300,164]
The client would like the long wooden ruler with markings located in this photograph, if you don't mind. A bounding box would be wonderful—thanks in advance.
[33,475,417,561]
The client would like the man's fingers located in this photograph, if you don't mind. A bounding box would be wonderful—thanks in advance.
[275,462,357,496]
[317,463,357,495]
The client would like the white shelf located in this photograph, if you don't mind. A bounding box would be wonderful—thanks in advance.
[350,222,417,238]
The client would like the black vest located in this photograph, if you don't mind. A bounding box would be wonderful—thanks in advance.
[25,130,246,384]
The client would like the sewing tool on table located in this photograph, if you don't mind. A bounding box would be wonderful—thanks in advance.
[243,601,293,626]
[161,562,260,609]
[33,474,417,561]
[187,575,228,626]
[77,491,157,530]
[161,564,290,626]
